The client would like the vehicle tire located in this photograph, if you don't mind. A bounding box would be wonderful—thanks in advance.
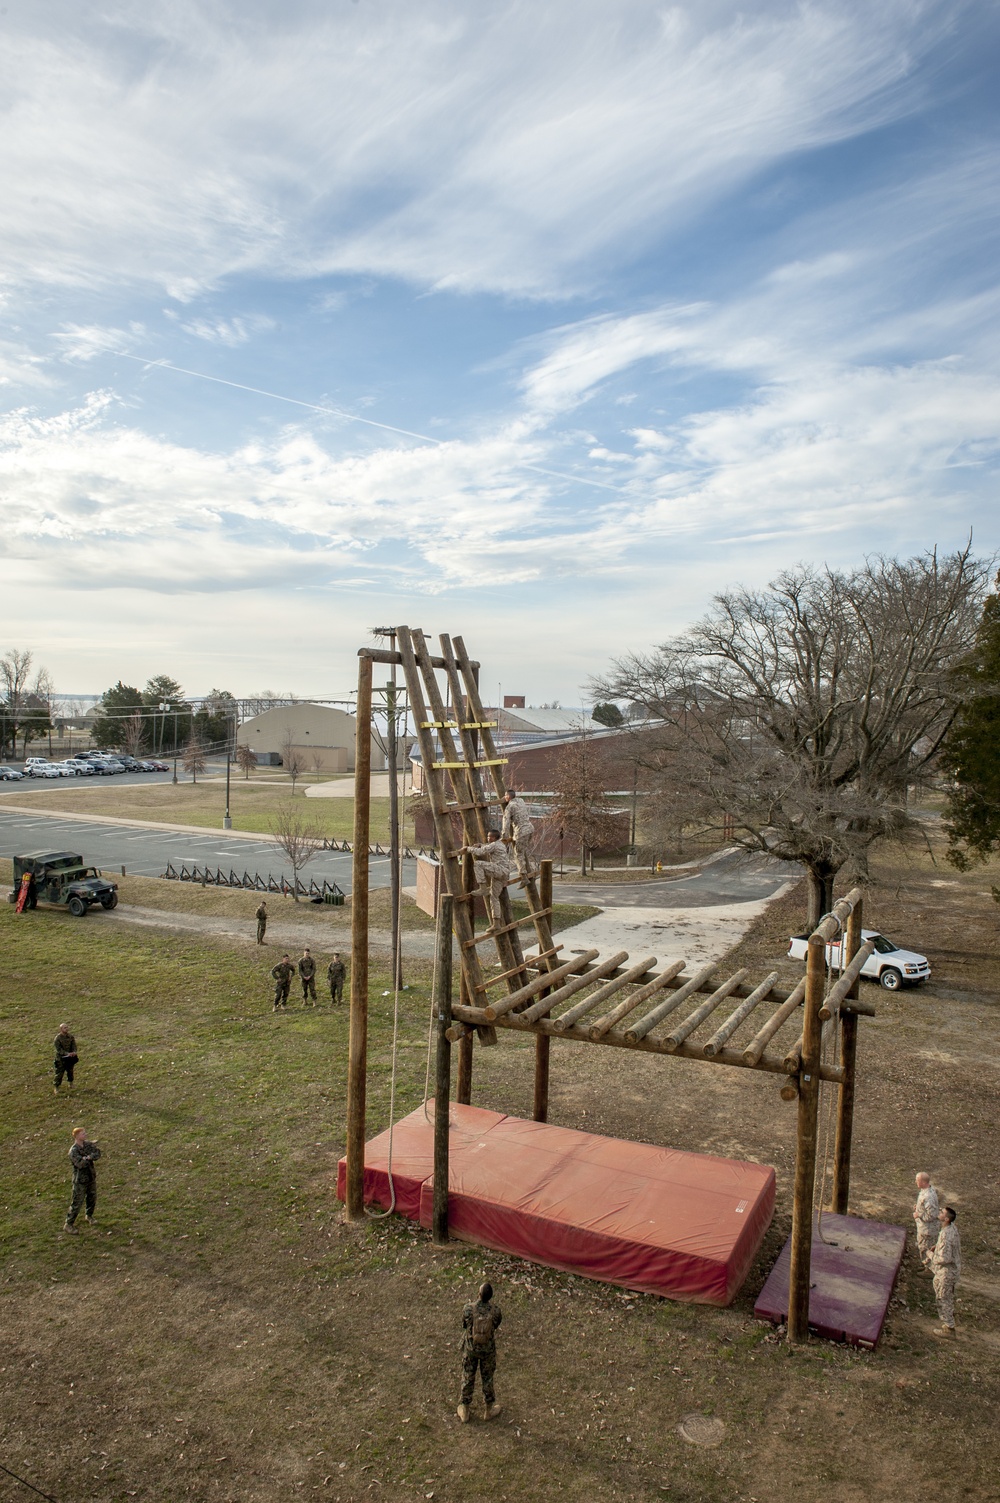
[101,894,118,910]
[67,896,87,917]
[879,967,902,991]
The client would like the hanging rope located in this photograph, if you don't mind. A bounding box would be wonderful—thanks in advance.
[815,911,843,1245]
[366,706,412,1220]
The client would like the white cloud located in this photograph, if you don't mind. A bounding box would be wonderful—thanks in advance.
[180,313,276,346]
[52,322,145,362]
[0,0,958,298]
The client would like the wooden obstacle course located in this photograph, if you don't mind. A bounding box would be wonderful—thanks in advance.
[344,628,879,1342]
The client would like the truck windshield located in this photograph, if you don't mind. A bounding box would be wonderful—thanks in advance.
[870,934,898,954]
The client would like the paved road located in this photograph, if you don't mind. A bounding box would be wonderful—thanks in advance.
[555,849,801,909]
[0,805,412,893]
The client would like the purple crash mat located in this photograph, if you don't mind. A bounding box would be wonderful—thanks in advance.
[754,1213,907,1348]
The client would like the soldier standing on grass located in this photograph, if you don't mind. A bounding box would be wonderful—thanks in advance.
[53,1022,79,1094]
[271,954,294,1011]
[912,1171,940,1267]
[298,948,317,1006]
[457,1281,503,1424]
[327,953,346,1004]
[64,1126,101,1232]
[931,1206,962,1337]
[255,900,268,945]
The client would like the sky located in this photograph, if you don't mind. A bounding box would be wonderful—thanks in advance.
[1,0,998,704]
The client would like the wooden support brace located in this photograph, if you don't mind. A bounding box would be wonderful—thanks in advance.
[481,945,564,987]
[482,949,600,1021]
[742,979,806,1066]
[625,961,718,1042]
[551,954,658,1033]
[662,969,749,1051]
[703,972,779,1056]
[520,950,630,1026]
[818,941,876,1019]
[589,959,686,1039]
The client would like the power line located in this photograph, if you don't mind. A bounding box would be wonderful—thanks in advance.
[115,353,624,494]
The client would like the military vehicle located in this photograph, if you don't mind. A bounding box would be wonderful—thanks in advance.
[9,852,119,916]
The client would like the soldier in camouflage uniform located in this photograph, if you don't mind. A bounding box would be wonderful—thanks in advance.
[931,1206,962,1335]
[255,901,268,945]
[458,831,511,929]
[64,1126,101,1232]
[298,948,317,1005]
[328,953,346,1004]
[53,1022,79,1094]
[501,790,536,880]
[912,1171,940,1267]
[457,1281,503,1423]
[271,954,295,1010]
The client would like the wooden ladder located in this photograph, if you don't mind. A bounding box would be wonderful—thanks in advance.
[395,627,557,1029]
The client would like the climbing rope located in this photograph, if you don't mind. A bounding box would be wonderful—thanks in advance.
[815,911,843,1245]
[366,723,413,1220]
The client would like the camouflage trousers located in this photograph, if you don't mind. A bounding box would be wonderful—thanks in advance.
[301,976,317,1003]
[512,831,535,878]
[67,1173,96,1226]
[916,1221,939,1266]
[460,1348,497,1406]
[329,980,344,1004]
[273,981,290,1008]
[54,1057,76,1088]
[257,921,267,944]
[933,1268,957,1328]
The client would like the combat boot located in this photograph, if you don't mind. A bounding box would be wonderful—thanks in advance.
[485,1402,502,1421]
[456,1404,470,1424]
[63,1221,77,1234]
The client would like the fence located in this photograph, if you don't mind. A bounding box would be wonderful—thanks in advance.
[316,837,438,858]
[163,863,344,900]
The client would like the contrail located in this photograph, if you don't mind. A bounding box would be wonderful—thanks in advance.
[116,352,624,494]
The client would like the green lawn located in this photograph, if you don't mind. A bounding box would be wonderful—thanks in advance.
[2,852,997,1503]
[2,779,406,843]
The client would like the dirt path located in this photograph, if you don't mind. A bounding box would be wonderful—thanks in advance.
[107,902,439,958]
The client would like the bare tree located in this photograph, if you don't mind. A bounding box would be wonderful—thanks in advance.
[309,747,327,775]
[593,547,991,926]
[122,711,148,757]
[280,730,306,795]
[182,735,208,784]
[1,648,34,758]
[235,743,258,780]
[552,726,624,873]
[270,803,323,900]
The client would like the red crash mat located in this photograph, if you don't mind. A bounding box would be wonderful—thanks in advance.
[335,1102,506,1220]
[339,1106,774,1305]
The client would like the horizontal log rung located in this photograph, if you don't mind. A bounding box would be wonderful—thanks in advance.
[463,909,553,946]
[481,946,564,987]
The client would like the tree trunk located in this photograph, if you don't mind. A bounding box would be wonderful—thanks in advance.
[805,866,836,929]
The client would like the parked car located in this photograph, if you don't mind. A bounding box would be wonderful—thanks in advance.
[135,760,156,771]
[48,761,80,777]
[27,762,61,778]
[786,929,930,991]
[8,851,118,916]
[116,755,140,771]
[68,759,97,775]
[0,765,25,780]
[147,759,169,772]
[102,759,126,774]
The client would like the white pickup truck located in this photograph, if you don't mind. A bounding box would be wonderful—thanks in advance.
[787,929,930,991]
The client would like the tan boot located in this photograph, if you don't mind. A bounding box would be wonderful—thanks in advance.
[932,1325,956,1338]
[456,1403,470,1424]
[485,1402,502,1420]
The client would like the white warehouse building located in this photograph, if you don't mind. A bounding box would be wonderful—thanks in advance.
[238,704,387,774]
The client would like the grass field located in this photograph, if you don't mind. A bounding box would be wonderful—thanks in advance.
[1,833,999,1502]
[0,779,404,844]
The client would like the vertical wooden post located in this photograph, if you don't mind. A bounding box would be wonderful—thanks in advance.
[788,932,825,1341]
[832,897,862,1214]
[457,848,475,1105]
[433,894,454,1244]
[345,653,373,1222]
[533,859,553,1122]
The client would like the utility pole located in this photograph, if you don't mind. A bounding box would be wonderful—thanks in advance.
[224,709,233,829]
[372,627,404,990]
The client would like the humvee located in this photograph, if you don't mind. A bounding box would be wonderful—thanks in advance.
[9,852,119,917]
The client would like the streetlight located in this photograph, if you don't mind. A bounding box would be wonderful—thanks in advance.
[223,709,233,829]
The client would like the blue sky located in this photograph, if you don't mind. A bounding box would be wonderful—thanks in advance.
[1,0,998,701]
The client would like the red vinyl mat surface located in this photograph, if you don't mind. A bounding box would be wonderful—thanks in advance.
[338,1106,774,1305]
[754,1213,906,1347]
